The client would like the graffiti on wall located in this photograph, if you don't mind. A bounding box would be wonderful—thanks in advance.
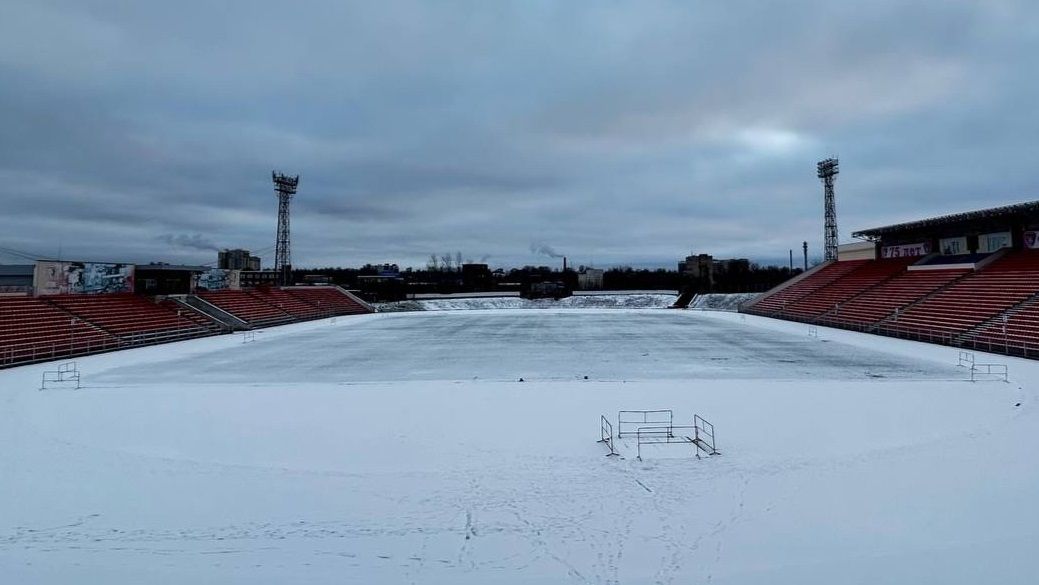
[193,269,239,292]
[34,261,135,295]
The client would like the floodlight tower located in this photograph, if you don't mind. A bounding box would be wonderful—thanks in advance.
[817,157,839,262]
[272,171,299,286]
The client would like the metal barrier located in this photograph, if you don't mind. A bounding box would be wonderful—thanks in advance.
[241,331,257,344]
[598,415,618,456]
[635,425,696,460]
[693,414,719,458]
[41,362,81,390]
[970,362,1008,382]
[957,351,975,368]
[613,409,720,460]
[807,325,819,338]
[618,410,673,438]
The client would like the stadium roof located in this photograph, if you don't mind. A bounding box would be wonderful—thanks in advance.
[135,264,210,272]
[0,264,34,276]
[853,200,1039,240]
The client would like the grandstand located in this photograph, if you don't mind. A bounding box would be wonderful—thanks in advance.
[743,201,1039,358]
[0,281,372,369]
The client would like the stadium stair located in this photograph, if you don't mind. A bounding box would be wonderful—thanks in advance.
[744,260,869,318]
[778,257,918,321]
[0,287,373,369]
[954,289,1039,356]
[821,268,971,327]
[196,287,371,329]
[196,290,296,327]
[45,294,221,344]
[282,286,371,316]
[880,250,1039,339]
[0,296,119,367]
[741,249,1039,359]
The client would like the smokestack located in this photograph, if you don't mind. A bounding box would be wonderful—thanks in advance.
[563,256,568,273]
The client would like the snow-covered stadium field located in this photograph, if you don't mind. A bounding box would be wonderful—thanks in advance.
[2,309,1037,584]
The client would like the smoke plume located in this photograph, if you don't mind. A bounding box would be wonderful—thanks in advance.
[157,233,221,251]
[530,243,564,258]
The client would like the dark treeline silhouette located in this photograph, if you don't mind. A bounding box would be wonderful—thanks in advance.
[292,263,803,302]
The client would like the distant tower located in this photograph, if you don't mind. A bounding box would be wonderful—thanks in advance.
[817,157,839,261]
[272,172,299,286]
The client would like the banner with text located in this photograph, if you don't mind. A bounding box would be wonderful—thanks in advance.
[939,236,969,255]
[978,231,1012,253]
[881,242,931,259]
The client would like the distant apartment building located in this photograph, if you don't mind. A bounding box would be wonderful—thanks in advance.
[218,249,261,271]
[678,253,750,287]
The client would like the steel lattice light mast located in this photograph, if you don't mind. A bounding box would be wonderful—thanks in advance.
[817,157,839,262]
[272,171,300,286]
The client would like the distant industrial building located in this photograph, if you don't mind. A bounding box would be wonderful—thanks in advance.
[218,249,261,271]
[461,263,493,291]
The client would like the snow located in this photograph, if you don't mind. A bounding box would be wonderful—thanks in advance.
[2,309,1038,584]
[375,293,677,312]
[688,292,760,311]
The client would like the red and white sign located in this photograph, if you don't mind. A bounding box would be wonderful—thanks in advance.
[881,242,931,259]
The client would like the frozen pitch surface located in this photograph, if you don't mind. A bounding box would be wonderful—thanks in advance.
[92,310,957,384]
[2,309,1038,584]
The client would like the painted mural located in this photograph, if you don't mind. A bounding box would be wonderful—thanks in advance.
[34,261,135,295]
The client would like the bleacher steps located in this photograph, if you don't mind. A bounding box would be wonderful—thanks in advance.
[870,269,976,330]
[178,295,251,330]
[953,290,1039,345]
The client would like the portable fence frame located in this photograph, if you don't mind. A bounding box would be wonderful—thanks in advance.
[40,361,81,390]
[617,409,673,439]
[970,362,1008,382]
[693,414,719,458]
[598,415,618,456]
[635,425,696,460]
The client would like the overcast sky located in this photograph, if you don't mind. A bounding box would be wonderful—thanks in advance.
[2,1,1037,269]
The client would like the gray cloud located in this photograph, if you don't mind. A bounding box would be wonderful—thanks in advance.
[156,233,221,252]
[1,0,1038,269]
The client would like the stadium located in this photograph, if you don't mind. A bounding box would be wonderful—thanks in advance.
[6,2,1039,582]
[3,196,1039,583]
